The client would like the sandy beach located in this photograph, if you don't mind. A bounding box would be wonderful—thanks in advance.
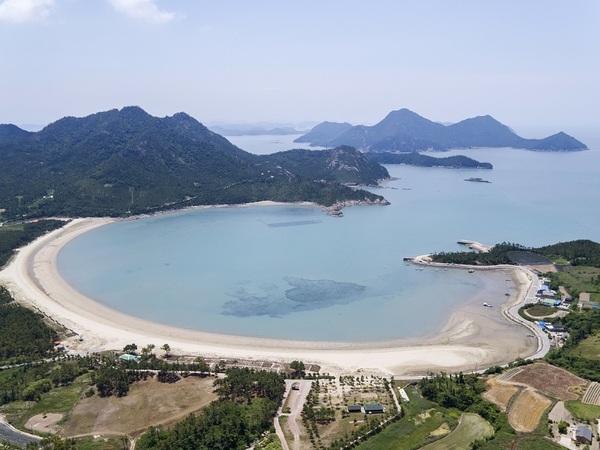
[0,215,545,376]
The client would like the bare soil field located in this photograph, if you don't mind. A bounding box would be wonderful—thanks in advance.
[506,362,588,400]
[508,388,552,433]
[482,379,519,412]
[60,375,217,438]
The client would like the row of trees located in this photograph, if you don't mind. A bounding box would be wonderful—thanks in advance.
[0,286,58,363]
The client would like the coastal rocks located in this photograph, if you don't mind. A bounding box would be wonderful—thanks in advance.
[324,197,390,217]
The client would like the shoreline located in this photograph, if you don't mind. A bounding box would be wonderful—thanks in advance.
[0,210,544,376]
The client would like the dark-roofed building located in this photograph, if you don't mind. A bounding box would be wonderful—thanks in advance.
[575,425,593,444]
[347,405,362,413]
[363,403,385,414]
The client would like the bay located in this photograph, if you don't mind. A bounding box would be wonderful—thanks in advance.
[57,137,600,342]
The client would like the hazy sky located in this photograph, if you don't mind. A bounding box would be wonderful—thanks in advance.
[1,0,598,138]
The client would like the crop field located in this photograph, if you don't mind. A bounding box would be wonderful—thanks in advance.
[507,388,552,433]
[420,413,493,450]
[582,382,600,405]
[482,379,519,412]
[506,362,588,400]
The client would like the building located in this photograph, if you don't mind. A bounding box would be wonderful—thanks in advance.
[347,405,362,413]
[363,403,385,414]
[574,425,593,444]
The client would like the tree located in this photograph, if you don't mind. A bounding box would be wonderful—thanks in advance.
[290,360,305,379]
[123,343,137,354]
[558,421,568,434]
[160,343,170,358]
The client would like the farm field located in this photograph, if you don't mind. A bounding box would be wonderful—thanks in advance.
[508,388,552,433]
[483,379,519,412]
[582,382,600,406]
[506,362,588,400]
[421,413,493,450]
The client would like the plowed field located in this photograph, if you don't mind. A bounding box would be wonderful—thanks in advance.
[508,388,552,432]
[483,379,519,412]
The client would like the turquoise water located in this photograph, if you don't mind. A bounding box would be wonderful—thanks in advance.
[57,142,600,342]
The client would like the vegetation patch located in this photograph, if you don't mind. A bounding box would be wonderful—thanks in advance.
[421,413,494,450]
[564,400,600,422]
[507,388,551,433]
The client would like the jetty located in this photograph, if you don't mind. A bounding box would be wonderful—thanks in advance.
[457,240,492,253]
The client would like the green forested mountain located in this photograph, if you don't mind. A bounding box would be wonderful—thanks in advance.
[293,121,353,146]
[263,146,389,184]
[296,109,587,152]
[0,107,388,219]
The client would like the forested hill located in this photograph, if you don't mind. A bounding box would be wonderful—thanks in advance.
[0,107,388,219]
[263,146,390,184]
[296,109,587,152]
[367,152,493,169]
[431,240,600,268]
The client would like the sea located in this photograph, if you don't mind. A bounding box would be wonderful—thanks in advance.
[57,133,600,342]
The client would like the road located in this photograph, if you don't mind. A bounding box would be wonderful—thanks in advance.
[274,380,312,450]
[502,267,551,360]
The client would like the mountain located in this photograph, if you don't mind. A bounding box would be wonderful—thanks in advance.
[0,107,387,219]
[296,109,587,152]
[263,146,390,185]
[293,121,353,146]
[0,124,33,144]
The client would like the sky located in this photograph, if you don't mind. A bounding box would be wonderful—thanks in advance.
[1,0,599,141]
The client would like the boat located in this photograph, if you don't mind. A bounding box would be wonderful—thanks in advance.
[468,269,475,273]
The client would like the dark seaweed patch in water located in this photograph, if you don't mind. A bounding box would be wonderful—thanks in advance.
[222,277,366,317]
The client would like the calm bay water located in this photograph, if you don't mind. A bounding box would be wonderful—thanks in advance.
[57,136,600,342]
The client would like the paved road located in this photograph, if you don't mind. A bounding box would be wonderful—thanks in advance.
[275,380,312,450]
[503,267,551,360]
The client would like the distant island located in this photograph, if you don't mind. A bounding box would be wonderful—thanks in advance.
[0,107,388,220]
[464,177,491,183]
[295,108,587,152]
[367,152,493,169]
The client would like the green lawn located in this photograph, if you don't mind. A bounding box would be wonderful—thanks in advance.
[564,400,600,422]
[421,413,493,450]
[525,305,556,318]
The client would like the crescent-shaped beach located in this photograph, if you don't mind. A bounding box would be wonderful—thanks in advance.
[0,216,547,376]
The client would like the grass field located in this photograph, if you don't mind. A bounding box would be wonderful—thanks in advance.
[507,362,588,401]
[565,333,600,360]
[524,305,557,318]
[564,400,600,422]
[483,379,519,412]
[551,266,600,302]
[60,375,217,438]
[0,373,92,430]
[420,413,493,450]
[508,388,552,433]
